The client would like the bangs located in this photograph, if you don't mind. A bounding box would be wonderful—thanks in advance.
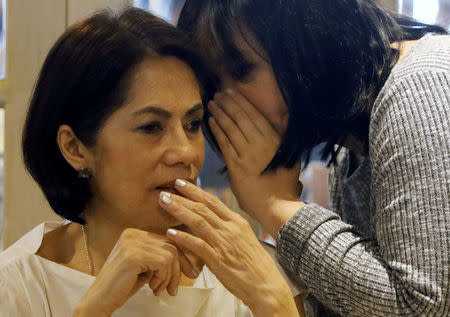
[180,1,256,74]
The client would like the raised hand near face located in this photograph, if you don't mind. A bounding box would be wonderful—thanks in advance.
[207,89,305,238]
[159,180,302,317]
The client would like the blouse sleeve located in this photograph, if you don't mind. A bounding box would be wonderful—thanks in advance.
[0,273,33,316]
[276,70,450,316]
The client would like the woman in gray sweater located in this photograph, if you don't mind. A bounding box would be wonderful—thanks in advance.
[164,0,450,316]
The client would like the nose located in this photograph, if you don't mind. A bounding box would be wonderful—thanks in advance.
[161,124,198,168]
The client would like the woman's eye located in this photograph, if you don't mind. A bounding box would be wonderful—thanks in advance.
[230,62,256,81]
[137,121,162,133]
[186,119,202,133]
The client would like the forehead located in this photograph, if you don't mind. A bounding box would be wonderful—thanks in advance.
[125,56,202,115]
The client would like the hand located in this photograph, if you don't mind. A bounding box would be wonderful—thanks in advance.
[73,228,197,317]
[208,90,304,237]
[159,181,299,317]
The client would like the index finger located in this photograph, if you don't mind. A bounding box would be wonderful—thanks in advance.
[174,179,236,221]
[226,89,280,139]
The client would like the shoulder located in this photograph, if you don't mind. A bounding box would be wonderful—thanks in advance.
[370,35,449,148]
[393,34,450,77]
[0,222,56,294]
[0,239,46,289]
[376,34,449,105]
[0,240,38,271]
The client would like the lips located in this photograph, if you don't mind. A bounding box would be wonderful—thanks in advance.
[155,179,194,193]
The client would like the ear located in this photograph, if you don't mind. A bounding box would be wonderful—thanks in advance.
[57,125,93,172]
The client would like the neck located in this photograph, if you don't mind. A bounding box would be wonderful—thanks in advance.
[392,39,419,66]
[82,203,167,275]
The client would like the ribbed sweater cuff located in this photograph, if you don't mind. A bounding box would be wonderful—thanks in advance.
[276,203,339,273]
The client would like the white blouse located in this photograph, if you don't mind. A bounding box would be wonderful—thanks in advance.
[0,221,253,317]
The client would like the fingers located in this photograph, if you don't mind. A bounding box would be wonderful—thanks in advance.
[166,255,181,296]
[153,262,171,296]
[159,192,221,244]
[225,89,279,138]
[149,271,165,295]
[173,179,236,221]
[147,246,196,296]
[208,100,248,155]
[166,229,216,268]
[178,249,198,279]
[212,93,259,141]
[208,116,239,163]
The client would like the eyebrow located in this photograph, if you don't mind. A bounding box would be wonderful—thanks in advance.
[133,103,203,118]
[185,103,204,117]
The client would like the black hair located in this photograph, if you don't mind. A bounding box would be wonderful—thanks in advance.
[22,7,215,224]
[178,0,447,169]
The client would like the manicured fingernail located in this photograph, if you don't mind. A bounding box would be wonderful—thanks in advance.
[160,191,170,198]
[160,192,171,204]
[167,228,177,236]
[192,268,199,277]
[175,179,186,187]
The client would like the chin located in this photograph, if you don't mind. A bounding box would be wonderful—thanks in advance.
[154,205,183,227]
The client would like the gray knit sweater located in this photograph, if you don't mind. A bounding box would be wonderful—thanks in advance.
[277,35,450,316]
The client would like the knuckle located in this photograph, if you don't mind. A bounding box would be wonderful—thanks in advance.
[197,239,209,251]
[234,215,248,227]
[194,202,207,213]
[162,252,175,264]
[192,216,206,228]
[229,230,240,240]
[161,245,177,262]
[123,248,139,263]
[205,195,219,208]
[120,228,138,241]
[167,244,178,257]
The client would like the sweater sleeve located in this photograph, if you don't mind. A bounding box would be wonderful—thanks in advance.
[276,70,450,316]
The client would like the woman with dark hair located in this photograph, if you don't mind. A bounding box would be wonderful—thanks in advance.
[162,0,450,316]
[0,7,303,316]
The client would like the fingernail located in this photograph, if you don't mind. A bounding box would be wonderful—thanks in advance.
[192,268,199,277]
[167,228,177,236]
[160,192,171,204]
[175,179,186,187]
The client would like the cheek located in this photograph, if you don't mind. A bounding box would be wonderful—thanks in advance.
[93,137,158,197]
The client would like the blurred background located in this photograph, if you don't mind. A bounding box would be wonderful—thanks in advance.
[0,0,448,248]
[133,0,450,27]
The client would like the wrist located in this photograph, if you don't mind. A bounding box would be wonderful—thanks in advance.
[247,284,299,317]
[73,297,112,317]
[258,198,305,239]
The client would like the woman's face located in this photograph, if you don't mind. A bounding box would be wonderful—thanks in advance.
[88,57,204,232]
[214,33,289,135]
